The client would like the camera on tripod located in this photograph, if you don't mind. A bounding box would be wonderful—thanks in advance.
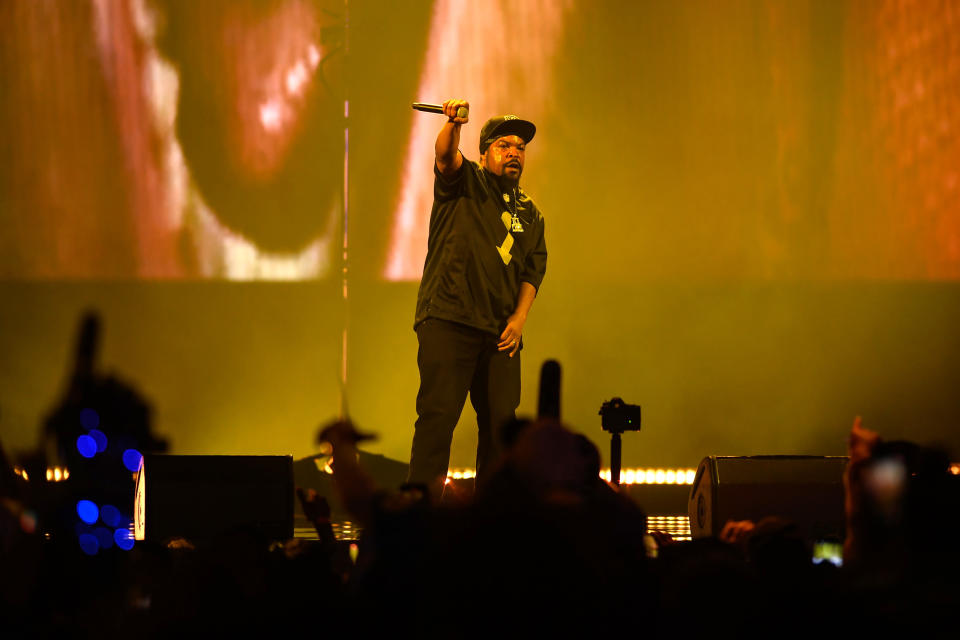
[599,397,642,434]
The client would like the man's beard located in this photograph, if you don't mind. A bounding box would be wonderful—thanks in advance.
[498,164,522,188]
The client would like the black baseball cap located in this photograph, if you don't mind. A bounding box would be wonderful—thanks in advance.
[479,115,536,154]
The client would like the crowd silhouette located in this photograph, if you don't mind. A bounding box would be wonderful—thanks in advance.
[2,317,959,635]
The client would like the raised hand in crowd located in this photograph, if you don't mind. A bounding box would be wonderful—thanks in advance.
[719,519,757,547]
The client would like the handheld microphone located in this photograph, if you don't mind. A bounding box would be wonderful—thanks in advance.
[412,102,469,119]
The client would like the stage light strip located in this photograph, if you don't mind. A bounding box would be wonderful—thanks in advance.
[446,467,697,485]
[647,515,692,541]
[12,466,76,482]
[600,468,697,485]
[12,466,70,482]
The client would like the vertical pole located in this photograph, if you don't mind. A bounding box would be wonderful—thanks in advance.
[611,432,622,488]
[339,0,350,420]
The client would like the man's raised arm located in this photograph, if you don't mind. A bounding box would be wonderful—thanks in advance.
[435,99,469,177]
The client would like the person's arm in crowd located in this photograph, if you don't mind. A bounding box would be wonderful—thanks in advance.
[718,520,756,546]
[843,415,880,564]
[296,487,337,554]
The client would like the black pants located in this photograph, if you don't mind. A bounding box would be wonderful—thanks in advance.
[408,318,521,498]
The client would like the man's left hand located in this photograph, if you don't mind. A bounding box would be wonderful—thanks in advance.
[498,313,526,357]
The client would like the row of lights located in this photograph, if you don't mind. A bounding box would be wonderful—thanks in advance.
[445,467,697,485]
[46,466,70,482]
[40,460,955,487]
[599,468,697,485]
[332,522,362,542]
[647,515,691,530]
[13,463,143,483]
[646,516,692,542]
[317,460,960,482]
[12,466,72,482]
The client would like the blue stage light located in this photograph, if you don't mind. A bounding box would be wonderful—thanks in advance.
[100,504,122,528]
[78,533,99,556]
[94,526,114,549]
[76,499,99,524]
[79,408,100,430]
[76,435,97,458]
[114,528,135,551]
[89,429,108,453]
[122,449,143,473]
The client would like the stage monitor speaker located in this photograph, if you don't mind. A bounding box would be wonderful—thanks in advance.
[135,454,293,543]
[688,455,848,540]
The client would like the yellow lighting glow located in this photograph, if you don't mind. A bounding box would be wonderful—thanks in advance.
[46,468,53,481]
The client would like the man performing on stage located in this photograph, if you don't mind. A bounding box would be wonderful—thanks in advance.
[408,99,547,500]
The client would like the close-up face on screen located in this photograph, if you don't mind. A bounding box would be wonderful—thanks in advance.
[2,0,957,282]
[1,0,347,279]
